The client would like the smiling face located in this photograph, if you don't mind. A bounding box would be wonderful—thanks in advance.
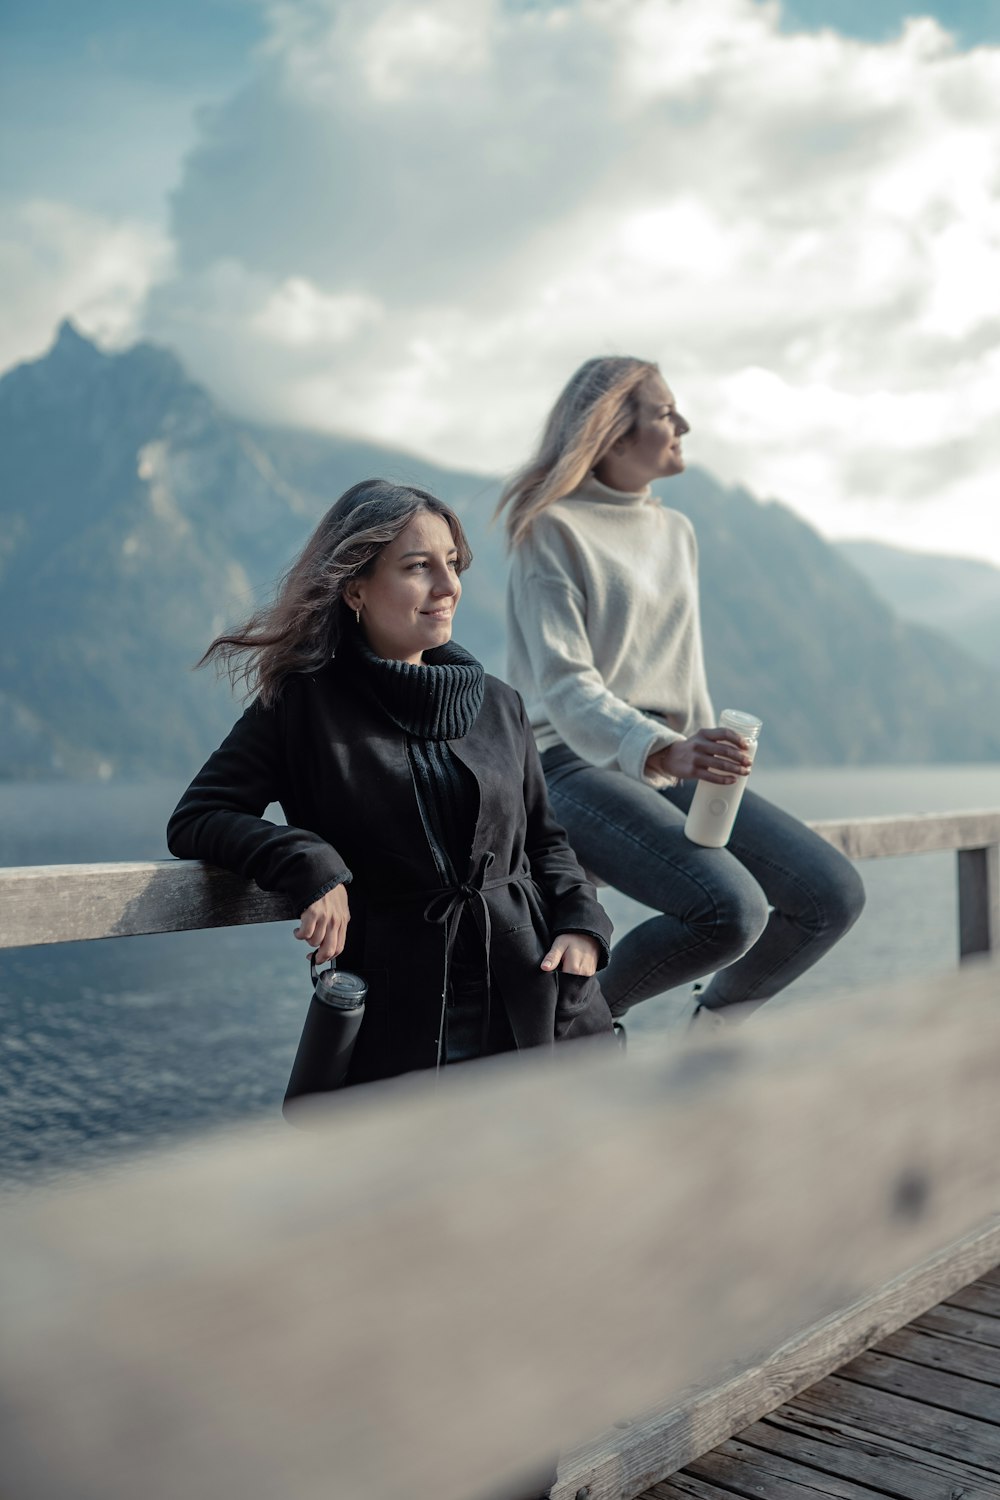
[630,372,690,479]
[595,371,690,491]
[344,509,462,664]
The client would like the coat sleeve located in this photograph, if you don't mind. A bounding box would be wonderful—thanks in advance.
[517,693,613,969]
[166,695,352,914]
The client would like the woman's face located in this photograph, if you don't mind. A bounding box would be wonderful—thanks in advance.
[618,372,690,484]
[346,509,462,665]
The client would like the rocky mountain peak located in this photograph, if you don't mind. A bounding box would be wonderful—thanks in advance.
[51,318,105,362]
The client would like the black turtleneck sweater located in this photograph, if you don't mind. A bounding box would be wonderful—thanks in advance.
[348,634,484,886]
[348,633,514,1060]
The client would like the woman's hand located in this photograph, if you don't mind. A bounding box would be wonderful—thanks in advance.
[540,932,602,976]
[646,729,752,784]
[294,883,351,963]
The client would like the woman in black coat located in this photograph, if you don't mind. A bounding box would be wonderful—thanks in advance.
[167,478,614,1094]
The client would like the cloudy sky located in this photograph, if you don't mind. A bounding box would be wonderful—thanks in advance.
[3,0,1000,563]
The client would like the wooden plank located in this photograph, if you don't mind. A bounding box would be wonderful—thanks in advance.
[553,1218,1000,1500]
[811,811,1000,861]
[752,1409,1000,1499]
[958,845,1000,960]
[687,1442,874,1497]
[1,966,999,1500]
[979,1266,1000,1290]
[836,1348,1000,1424]
[645,1477,744,1500]
[0,860,297,948]
[876,1324,1000,1387]
[914,1302,1000,1351]
[945,1281,1000,1318]
[787,1377,1000,1470]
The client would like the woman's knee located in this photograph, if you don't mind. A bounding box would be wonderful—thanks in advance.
[692,880,770,965]
[710,888,767,960]
[821,857,866,937]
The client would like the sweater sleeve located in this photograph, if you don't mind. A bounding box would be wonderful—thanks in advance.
[166,696,352,913]
[517,694,613,968]
[509,561,684,787]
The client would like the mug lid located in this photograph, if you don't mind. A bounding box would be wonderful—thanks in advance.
[720,708,763,731]
[310,951,367,1007]
[315,969,367,1008]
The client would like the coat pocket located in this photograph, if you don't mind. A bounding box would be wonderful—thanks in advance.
[554,971,614,1041]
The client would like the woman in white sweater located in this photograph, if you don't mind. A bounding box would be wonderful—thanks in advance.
[500,356,865,1026]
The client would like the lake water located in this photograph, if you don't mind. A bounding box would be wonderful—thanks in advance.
[2,765,999,1187]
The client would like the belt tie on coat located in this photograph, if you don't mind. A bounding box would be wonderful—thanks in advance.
[422,851,527,1071]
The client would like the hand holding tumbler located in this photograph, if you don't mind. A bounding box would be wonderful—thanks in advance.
[684,709,763,848]
[283,952,367,1118]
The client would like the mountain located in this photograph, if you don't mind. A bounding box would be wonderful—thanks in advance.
[0,322,506,780]
[663,478,1000,765]
[2,322,999,778]
[836,539,1000,672]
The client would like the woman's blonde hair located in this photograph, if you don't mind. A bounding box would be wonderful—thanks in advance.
[199,479,472,705]
[495,355,659,547]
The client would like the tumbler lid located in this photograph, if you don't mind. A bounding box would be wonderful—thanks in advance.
[310,953,367,1009]
[719,708,762,740]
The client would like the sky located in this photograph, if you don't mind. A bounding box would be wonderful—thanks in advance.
[3,0,1000,565]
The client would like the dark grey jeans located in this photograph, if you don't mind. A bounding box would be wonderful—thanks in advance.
[542,745,866,1018]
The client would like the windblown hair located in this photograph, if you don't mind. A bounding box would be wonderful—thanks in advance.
[496,356,659,548]
[199,479,473,706]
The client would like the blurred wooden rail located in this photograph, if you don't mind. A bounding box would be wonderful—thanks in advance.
[1,965,998,1500]
[1,809,998,957]
[0,810,998,1500]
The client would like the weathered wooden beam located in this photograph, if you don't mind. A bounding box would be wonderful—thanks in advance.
[958,844,1000,961]
[1,964,998,1500]
[0,860,297,948]
[3,810,1000,950]
[811,810,1000,861]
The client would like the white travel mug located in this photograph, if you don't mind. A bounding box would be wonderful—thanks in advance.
[683,709,763,848]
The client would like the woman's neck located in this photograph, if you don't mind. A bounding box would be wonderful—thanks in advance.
[573,471,652,506]
[358,630,424,667]
[592,453,656,494]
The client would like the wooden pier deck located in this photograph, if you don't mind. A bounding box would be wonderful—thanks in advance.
[648,1267,1000,1499]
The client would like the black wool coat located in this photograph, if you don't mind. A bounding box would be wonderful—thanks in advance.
[167,651,615,1086]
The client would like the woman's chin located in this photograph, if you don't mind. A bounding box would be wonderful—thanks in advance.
[420,617,454,648]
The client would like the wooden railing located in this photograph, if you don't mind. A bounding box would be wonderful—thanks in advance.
[1,809,998,956]
[0,811,998,1500]
[812,810,1000,959]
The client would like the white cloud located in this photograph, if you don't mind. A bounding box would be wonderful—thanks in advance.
[250,277,383,346]
[0,200,171,371]
[137,0,1000,563]
[361,2,493,100]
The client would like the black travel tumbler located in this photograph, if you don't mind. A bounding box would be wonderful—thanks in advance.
[282,952,367,1118]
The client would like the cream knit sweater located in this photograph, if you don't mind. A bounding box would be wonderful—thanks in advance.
[505,473,715,787]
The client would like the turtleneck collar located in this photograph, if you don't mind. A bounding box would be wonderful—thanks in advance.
[570,471,654,508]
[348,632,485,740]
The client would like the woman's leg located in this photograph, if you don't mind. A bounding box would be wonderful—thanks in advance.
[543,750,770,1017]
[661,782,866,1013]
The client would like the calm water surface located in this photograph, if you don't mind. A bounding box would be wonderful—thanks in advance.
[2,765,999,1185]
